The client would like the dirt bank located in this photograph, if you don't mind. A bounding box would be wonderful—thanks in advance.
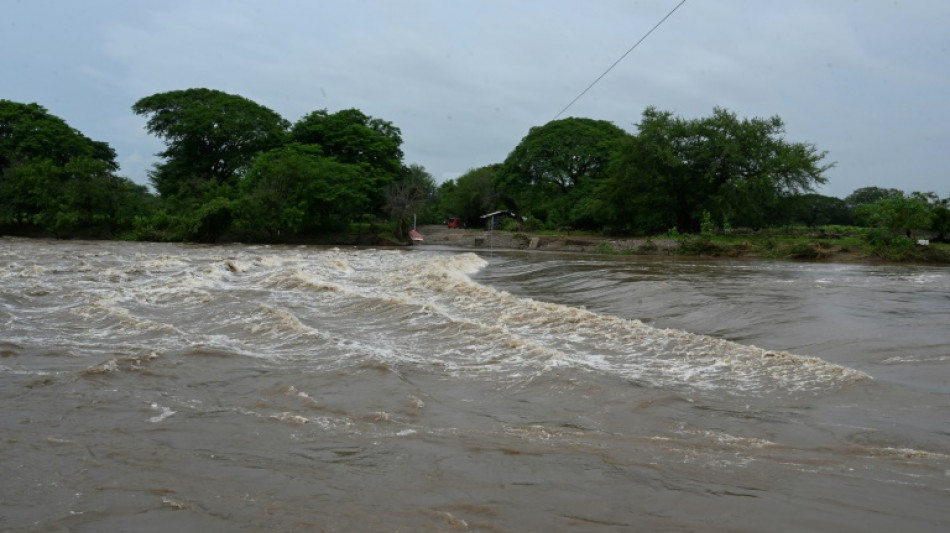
[411,225,950,265]
[414,225,678,254]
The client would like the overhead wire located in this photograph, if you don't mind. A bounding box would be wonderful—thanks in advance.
[551,0,687,121]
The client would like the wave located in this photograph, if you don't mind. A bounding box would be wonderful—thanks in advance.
[1,243,870,396]
[343,251,871,396]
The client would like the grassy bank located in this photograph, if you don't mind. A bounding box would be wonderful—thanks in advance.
[633,226,950,264]
[411,224,950,264]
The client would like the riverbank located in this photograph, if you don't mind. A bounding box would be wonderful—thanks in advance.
[414,225,950,264]
[415,225,678,254]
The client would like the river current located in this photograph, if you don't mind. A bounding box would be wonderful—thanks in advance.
[1,238,947,532]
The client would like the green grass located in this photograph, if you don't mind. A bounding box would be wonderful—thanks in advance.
[419,224,949,264]
[653,226,949,264]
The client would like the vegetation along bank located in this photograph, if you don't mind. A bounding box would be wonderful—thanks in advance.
[1,89,947,263]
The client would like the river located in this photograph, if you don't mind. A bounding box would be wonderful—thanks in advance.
[1,238,947,532]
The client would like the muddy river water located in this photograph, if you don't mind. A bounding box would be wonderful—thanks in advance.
[1,238,947,531]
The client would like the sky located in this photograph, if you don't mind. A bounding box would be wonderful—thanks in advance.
[3,0,948,199]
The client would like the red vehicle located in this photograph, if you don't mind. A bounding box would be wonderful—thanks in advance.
[446,217,462,228]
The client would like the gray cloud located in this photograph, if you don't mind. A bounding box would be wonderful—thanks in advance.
[3,0,947,198]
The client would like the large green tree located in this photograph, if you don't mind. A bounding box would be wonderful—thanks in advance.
[844,186,904,212]
[48,156,152,237]
[0,100,117,174]
[132,88,289,199]
[784,193,854,226]
[291,108,403,189]
[438,165,503,228]
[497,117,630,228]
[1,100,149,237]
[594,109,686,234]
[931,200,950,242]
[597,107,832,233]
[856,193,933,246]
[234,144,371,240]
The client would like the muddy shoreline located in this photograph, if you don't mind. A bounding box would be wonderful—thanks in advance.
[414,225,678,254]
[410,225,943,264]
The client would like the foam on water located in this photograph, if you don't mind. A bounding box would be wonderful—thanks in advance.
[148,403,177,423]
[368,251,869,395]
[299,250,864,394]
[2,239,945,532]
[0,244,869,396]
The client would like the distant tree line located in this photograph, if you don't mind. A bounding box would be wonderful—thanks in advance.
[1,91,434,242]
[128,89,433,242]
[436,111,949,243]
[2,93,947,244]
[0,100,152,238]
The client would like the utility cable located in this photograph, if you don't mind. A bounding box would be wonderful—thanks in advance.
[552,0,687,121]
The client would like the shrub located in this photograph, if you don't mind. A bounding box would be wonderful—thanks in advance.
[636,239,659,253]
[785,241,828,260]
[499,217,520,231]
[676,235,727,256]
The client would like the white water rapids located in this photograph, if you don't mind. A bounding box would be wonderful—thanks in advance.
[1,238,947,531]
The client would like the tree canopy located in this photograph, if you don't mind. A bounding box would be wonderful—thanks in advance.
[234,143,371,239]
[497,117,630,228]
[383,163,436,238]
[1,99,149,237]
[292,108,403,182]
[132,88,289,198]
[8,91,947,249]
[845,186,904,211]
[437,164,503,228]
[127,90,412,242]
[595,107,833,233]
[1,100,117,173]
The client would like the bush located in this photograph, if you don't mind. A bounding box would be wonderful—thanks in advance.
[596,241,617,254]
[784,241,829,260]
[676,235,727,256]
[499,217,520,232]
[636,239,659,253]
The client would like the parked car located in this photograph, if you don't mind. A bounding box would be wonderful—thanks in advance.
[447,218,462,228]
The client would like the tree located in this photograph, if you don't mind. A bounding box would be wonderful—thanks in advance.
[845,186,904,212]
[856,193,933,246]
[1,100,118,173]
[0,156,61,229]
[132,88,289,199]
[784,193,854,226]
[0,99,151,237]
[234,144,371,240]
[438,165,503,227]
[596,107,832,233]
[931,201,950,242]
[497,117,630,228]
[693,108,831,229]
[910,192,950,242]
[291,108,403,190]
[594,109,686,234]
[383,164,436,239]
[51,156,137,237]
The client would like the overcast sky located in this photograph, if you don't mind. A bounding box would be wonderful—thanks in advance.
[3,0,948,198]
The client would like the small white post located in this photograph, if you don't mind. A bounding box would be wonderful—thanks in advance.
[489,215,494,256]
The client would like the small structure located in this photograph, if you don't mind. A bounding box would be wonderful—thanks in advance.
[480,210,523,230]
[480,210,525,256]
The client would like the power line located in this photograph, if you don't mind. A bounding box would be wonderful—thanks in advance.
[552,0,687,121]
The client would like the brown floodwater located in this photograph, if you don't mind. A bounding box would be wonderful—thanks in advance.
[1,238,947,531]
